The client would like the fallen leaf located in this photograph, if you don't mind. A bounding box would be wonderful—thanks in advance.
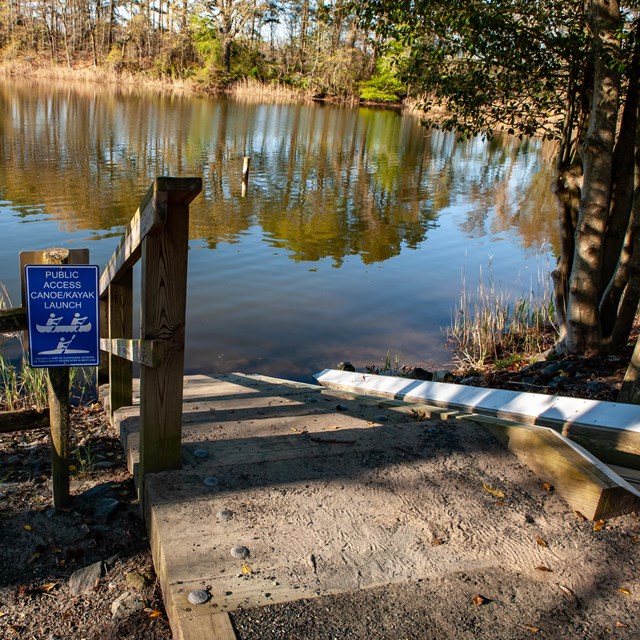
[523,625,540,633]
[68,464,78,473]
[542,482,554,492]
[593,519,606,532]
[23,524,32,532]
[289,427,307,434]
[495,500,505,506]
[536,537,548,547]
[558,585,575,599]
[615,622,629,628]
[483,484,505,498]
[573,510,587,522]
[431,537,444,546]
[40,582,58,593]
[472,594,488,606]
[535,566,553,572]
[148,610,162,618]
[0,612,6,618]
[618,587,631,595]
[241,563,253,575]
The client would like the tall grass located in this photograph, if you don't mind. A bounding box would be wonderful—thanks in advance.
[447,254,558,373]
[228,78,311,103]
[0,283,94,410]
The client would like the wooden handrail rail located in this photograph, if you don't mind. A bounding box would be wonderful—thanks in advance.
[99,176,202,488]
[99,177,202,295]
[0,307,28,332]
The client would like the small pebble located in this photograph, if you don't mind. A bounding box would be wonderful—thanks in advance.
[217,509,234,521]
[231,545,250,559]
[193,448,209,458]
[204,476,219,487]
[188,589,210,605]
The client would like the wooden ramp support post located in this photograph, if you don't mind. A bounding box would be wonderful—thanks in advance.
[99,177,202,493]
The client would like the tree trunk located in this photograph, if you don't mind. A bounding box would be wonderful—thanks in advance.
[599,24,640,339]
[565,0,621,354]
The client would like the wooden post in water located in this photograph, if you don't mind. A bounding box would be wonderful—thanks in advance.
[241,156,251,197]
[43,248,71,509]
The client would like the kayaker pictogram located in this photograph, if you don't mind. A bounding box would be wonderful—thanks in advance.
[38,334,90,355]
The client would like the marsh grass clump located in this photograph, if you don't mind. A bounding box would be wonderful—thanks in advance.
[228,78,310,103]
[447,257,558,373]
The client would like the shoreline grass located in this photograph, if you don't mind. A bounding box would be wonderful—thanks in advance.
[446,255,558,374]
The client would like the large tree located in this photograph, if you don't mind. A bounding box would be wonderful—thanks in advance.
[357,0,640,359]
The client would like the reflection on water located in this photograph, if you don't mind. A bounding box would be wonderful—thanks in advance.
[0,79,559,380]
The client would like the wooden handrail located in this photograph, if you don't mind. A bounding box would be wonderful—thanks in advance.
[99,176,202,486]
[0,307,28,332]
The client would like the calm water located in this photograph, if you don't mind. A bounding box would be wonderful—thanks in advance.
[0,79,558,381]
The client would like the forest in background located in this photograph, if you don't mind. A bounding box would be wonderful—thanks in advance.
[0,0,407,103]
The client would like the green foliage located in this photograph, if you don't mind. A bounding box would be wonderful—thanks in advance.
[356,0,586,139]
[152,33,199,79]
[359,59,405,103]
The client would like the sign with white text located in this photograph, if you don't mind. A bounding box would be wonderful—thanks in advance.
[25,265,100,367]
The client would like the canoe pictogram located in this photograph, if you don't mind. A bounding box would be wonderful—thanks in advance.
[36,312,92,334]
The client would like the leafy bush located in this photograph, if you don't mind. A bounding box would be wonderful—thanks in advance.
[359,64,406,103]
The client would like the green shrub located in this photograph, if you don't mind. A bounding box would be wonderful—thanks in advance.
[359,61,406,103]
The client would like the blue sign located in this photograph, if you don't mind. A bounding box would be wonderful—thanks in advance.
[25,265,100,368]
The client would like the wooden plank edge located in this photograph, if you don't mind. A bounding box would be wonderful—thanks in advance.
[230,372,322,390]
[314,369,640,431]
[156,176,203,206]
[313,369,640,468]
[470,416,640,520]
[0,307,28,333]
[100,338,165,367]
[0,408,49,433]
[99,184,161,294]
[144,477,237,640]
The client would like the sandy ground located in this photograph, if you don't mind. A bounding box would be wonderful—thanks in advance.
[137,374,640,640]
[1,382,640,639]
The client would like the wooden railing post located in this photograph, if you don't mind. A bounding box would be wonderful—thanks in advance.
[139,185,190,478]
[98,177,201,493]
[98,296,109,387]
[108,270,133,417]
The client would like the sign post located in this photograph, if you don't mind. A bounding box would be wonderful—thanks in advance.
[21,248,99,509]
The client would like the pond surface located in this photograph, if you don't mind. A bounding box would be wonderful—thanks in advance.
[0,79,558,381]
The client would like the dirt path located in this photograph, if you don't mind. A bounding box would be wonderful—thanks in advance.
[1,388,639,639]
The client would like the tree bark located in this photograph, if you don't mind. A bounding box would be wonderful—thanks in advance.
[566,0,621,353]
[600,24,640,338]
